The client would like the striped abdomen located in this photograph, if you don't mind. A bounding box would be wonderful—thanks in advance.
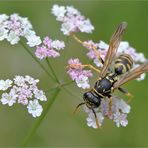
[114,54,133,75]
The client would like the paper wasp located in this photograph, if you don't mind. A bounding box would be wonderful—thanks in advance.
[73,22,148,127]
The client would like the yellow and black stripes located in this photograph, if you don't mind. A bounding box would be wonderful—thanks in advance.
[92,88,105,98]
[114,54,133,75]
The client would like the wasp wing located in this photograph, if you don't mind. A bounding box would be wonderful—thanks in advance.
[113,62,148,89]
[99,22,128,78]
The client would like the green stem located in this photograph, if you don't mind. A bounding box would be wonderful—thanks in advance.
[22,81,74,146]
[62,87,82,100]
[46,58,60,84]
[20,40,56,82]
[60,80,74,87]
[44,85,59,93]
[44,81,74,93]
[22,88,60,146]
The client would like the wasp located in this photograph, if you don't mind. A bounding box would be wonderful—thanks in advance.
[74,22,148,127]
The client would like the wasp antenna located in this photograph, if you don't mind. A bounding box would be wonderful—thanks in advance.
[73,102,85,115]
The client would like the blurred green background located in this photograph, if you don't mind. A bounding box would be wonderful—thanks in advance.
[0,0,148,147]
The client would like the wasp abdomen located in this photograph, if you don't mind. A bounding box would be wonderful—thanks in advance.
[114,54,133,75]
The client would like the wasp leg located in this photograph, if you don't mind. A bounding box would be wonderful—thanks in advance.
[92,108,101,129]
[118,87,133,103]
[83,64,100,73]
[66,63,100,73]
[73,102,85,114]
[72,34,104,65]
[108,95,113,116]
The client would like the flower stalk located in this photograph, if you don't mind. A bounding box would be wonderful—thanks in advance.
[22,88,60,146]
[46,58,60,84]
[20,40,57,82]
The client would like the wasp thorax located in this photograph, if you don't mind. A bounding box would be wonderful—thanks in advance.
[83,92,101,109]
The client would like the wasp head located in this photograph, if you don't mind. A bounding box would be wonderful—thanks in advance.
[83,91,101,109]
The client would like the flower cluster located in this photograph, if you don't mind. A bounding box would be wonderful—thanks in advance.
[51,5,94,35]
[35,36,65,60]
[0,13,41,47]
[85,96,131,128]
[67,58,93,89]
[85,40,147,81]
[0,75,47,117]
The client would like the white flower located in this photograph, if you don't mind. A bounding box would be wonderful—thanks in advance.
[25,75,39,84]
[0,79,13,91]
[51,5,66,21]
[86,111,104,128]
[0,14,9,24]
[66,6,80,16]
[20,17,32,30]
[113,111,128,127]
[27,99,43,117]
[93,58,103,67]
[9,13,19,20]
[52,5,94,35]
[98,40,109,49]
[114,98,131,114]
[61,22,75,35]
[78,19,94,34]
[7,30,20,44]
[0,75,47,118]
[118,41,129,53]
[26,35,41,47]
[76,76,90,89]
[1,89,17,106]
[14,75,25,86]
[51,40,65,50]
[0,13,43,46]
[0,27,8,41]
[18,97,28,105]
[135,53,146,63]
[34,89,47,101]
[23,29,36,38]
[137,73,146,81]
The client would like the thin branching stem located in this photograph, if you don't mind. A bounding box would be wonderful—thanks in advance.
[46,58,60,84]
[44,85,59,93]
[60,80,74,87]
[20,38,76,146]
[62,87,82,100]
[22,80,75,146]
[20,40,57,82]
[45,80,74,92]
[22,88,60,147]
